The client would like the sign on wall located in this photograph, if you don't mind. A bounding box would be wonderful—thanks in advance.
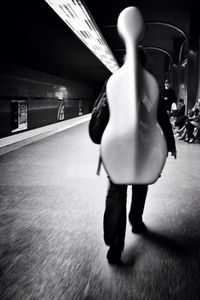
[11,100,28,133]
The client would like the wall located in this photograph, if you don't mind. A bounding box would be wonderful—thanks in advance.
[0,62,95,138]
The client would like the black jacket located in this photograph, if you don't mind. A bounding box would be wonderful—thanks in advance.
[89,88,176,153]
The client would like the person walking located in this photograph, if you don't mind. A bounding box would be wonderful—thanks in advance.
[89,48,177,266]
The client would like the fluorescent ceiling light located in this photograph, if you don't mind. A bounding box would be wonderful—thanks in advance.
[44,0,119,73]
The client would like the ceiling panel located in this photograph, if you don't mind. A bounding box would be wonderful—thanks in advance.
[0,0,200,85]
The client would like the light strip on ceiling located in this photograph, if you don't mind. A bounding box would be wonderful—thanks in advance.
[44,0,119,73]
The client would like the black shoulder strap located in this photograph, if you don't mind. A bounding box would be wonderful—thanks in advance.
[96,155,102,175]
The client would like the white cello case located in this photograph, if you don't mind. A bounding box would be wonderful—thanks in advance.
[100,7,167,185]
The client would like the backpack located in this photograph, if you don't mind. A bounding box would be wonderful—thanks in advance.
[88,83,109,144]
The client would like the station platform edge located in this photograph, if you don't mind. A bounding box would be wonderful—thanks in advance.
[0,114,91,156]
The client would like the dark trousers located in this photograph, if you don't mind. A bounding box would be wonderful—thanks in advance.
[103,180,148,250]
[185,121,195,139]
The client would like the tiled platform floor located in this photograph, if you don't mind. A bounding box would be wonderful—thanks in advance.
[0,121,200,300]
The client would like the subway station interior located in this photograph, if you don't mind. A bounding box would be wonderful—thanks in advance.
[0,0,200,299]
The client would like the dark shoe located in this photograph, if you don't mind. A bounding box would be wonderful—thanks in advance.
[107,246,123,265]
[131,221,147,234]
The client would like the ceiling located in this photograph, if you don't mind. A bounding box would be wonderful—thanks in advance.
[1,0,200,85]
[84,0,200,62]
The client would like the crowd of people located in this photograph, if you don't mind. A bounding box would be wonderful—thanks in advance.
[171,97,200,144]
[159,79,200,144]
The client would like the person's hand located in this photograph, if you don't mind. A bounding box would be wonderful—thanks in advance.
[171,150,177,159]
